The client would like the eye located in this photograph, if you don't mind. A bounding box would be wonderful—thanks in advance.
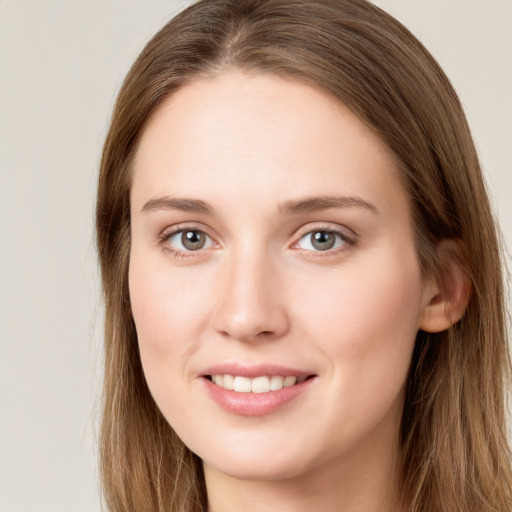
[164,229,214,253]
[295,229,350,252]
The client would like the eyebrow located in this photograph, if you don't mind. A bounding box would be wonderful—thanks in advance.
[142,197,212,214]
[141,195,378,215]
[279,196,379,215]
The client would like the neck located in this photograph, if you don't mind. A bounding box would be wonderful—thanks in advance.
[204,409,404,512]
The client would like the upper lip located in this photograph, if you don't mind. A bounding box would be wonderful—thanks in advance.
[201,363,315,379]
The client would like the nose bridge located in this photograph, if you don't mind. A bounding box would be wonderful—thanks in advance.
[214,241,288,342]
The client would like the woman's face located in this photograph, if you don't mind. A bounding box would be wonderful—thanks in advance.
[129,71,435,482]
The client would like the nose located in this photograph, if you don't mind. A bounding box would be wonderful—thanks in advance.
[212,250,290,343]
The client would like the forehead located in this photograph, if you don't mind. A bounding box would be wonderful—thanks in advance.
[131,71,406,218]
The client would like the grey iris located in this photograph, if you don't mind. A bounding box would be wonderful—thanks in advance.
[311,231,336,250]
[182,231,206,250]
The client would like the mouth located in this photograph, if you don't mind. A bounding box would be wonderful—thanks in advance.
[200,364,317,415]
[205,374,314,393]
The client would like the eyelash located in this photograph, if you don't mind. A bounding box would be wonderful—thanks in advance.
[159,224,216,258]
[159,224,357,258]
[292,226,356,256]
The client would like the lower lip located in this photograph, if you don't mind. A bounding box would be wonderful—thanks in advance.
[202,377,315,416]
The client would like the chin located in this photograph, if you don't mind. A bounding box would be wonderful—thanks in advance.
[203,452,316,482]
[190,427,329,482]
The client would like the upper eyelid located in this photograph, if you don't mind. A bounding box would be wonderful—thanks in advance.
[159,222,355,236]
[293,222,357,240]
[292,231,354,250]
[160,223,215,240]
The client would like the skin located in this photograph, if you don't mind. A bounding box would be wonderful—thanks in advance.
[129,71,447,512]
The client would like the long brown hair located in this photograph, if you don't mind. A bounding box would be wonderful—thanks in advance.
[95,1,512,510]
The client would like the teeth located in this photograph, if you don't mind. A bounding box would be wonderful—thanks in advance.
[210,374,305,393]
[212,375,223,386]
[223,374,234,390]
[283,376,297,387]
[251,376,270,393]
[233,376,251,392]
[270,375,284,391]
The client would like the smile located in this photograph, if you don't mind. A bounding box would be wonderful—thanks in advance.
[202,368,316,415]
[208,374,310,393]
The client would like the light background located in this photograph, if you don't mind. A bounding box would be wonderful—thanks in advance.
[0,1,510,511]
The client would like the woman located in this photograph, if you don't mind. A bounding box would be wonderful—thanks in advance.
[95,1,512,511]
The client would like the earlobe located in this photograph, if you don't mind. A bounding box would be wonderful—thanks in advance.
[418,239,471,333]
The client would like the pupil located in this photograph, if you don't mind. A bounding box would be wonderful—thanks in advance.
[312,231,335,250]
[182,231,205,250]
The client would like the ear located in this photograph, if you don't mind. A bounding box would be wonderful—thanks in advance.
[418,239,472,333]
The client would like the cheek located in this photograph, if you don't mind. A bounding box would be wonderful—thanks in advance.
[128,249,214,389]
[294,247,423,392]
[128,251,215,426]
[283,249,423,454]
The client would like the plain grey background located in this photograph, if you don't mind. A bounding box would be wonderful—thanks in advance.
[1,1,511,511]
